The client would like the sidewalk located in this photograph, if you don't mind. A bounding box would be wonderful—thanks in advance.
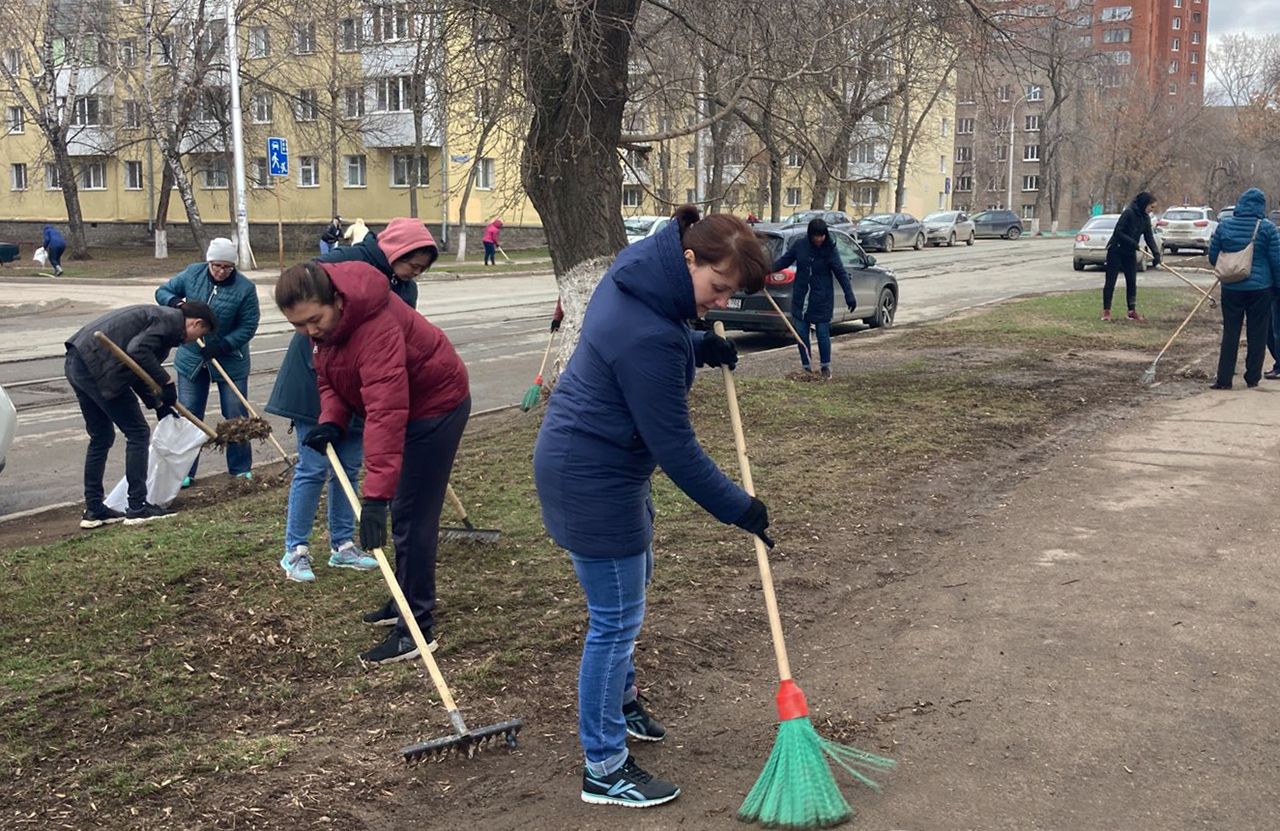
[855,385,1280,828]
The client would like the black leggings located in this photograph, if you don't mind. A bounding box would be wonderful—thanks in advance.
[1103,247,1137,312]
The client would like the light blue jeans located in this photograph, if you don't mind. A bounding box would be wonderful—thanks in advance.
[285,420,363,553]
[570,547,653,776]
[791,314,832,368]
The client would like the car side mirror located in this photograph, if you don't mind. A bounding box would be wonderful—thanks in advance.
[866,255,877,266]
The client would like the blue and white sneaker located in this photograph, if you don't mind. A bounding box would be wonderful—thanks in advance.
[280,544,316,582]
[329,540,377,571]
[623,695,666,742]
[581,756,679,807]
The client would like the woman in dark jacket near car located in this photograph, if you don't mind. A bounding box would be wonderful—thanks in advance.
[1208,187,1280,389]
[771,217,856,378]
[533,206,773,808]
[1102,191,1161,322]
[275,260,470,667]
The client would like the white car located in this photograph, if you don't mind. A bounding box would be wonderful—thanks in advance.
[1157,207,1217,254]
[623,215,670,245]
[1073,214,1163,271]
[0,383,14,474]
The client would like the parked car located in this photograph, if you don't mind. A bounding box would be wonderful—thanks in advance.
[623,215,670,245]
[853,213,925,252]
[1073,214,1164,271]
[1156,206,1216,254]
[1219,206,1235,222]
[970,209,1024,240]
[922,210,976,247]
[0,383,14,474]
[705,226,898,333]
[777,210,855,234]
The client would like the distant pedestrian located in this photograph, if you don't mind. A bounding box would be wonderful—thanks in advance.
[319,216,342,255]
[64,302,217,527]
[1209,188,1280,389]
[1101,192,1160,322]
[321,217,438,309]
[771,217,856,379]
[483,218,503,265]
[341,217,369,247]
[154,237,261,486]
[43,224,66,276]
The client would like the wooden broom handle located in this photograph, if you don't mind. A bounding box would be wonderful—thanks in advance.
[713,321,792,681]
[760,290,810,362]
[326,446,462,715]
[197,338,293,463]
[535,329,555,384]
[93,331,217,439]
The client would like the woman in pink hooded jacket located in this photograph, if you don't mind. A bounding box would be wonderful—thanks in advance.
[483,219,503,266]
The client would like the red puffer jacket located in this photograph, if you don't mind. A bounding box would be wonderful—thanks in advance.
[315,261,469,499]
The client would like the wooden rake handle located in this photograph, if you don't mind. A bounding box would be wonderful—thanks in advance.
[760,290,810,362]
[93,331,217,440]
[1153,278,1222,365]
[1156,260,1215,302]
[713,321,792,682]
[325,446,465,719]
[197,338,293,464]
[445,484,468,523]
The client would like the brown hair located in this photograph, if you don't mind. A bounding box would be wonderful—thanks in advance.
[275,262,336,310]
[672,205,769,294]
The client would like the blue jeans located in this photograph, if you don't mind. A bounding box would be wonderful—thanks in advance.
[791,314,832,367]
[319,240,333,255]
[177,366,252,477]
[47,242,65,270]
[286,421,363,553]
[1267,290,1280,372]
[570,547,653,776]
[483,241,496,264]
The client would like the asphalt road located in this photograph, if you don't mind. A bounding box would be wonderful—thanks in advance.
[0,239,1214,519]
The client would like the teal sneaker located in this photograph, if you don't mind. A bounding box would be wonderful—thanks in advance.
[280,544,316,582]
[329,540,377,571]
[181,476,192,489]
[235,471,253,481]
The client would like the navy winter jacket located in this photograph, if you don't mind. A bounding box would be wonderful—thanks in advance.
[43,225,65,252]
[155,262,260,380]
[1209,188,1280,293]
[772,237,855,323]
[533,221,753,559]
[319,231,418,309]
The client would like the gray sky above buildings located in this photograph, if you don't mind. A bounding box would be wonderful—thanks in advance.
[1208,0,1280,39]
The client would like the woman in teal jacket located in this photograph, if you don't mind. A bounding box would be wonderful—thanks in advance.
[154,238,261,480]
[1209,188,1280,389]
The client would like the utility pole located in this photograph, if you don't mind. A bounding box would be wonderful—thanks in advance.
[225,0,255,267]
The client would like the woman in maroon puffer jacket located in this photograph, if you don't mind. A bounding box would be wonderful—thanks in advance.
[275,260,470,666]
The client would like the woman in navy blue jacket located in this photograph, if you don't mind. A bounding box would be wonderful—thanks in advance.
[772,217,855,378]
[43,225,66,276]
[534,206,772,808]
[1209,187,1280,389]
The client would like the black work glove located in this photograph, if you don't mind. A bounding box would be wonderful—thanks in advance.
[302,422,344,454]
[360,498,389,551]
[199,341,220,361]
[166,296,185,308]
[155,404,175,421]
[159,383,177,407]
[699,332,738,370]
[218,341,238,357]
[846,297,857,312]
[734,496,774,548]
[550,316,561,333]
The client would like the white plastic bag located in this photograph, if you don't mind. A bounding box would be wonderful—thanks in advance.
[104,415,208,512]
[33,247,48,266]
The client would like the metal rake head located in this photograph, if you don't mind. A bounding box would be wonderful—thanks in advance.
[400,719,523,765]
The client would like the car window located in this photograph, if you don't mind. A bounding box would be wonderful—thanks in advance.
[1084,217,1118,231]
[973,212,990,222]
[1163,209,1203,221]
[902,214,917,224]
[759,234,787,264]
[924,211,956,222]
[860,214,893,225]
[833,232,865,267]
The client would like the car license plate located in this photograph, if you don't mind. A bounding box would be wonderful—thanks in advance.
[727,298,742,309]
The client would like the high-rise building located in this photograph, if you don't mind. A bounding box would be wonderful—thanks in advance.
[1092,0,1209,103]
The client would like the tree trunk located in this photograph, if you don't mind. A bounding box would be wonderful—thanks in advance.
[53,146,90,260]
[164,149,209,251]
[769,150,781,218]
[154,160,174,259]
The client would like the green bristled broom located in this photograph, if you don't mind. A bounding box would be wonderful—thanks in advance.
[520,329,556,412]
[713,322,895,828]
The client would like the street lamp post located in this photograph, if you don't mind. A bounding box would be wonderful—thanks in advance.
[225,0,254,267]
[1005,92,1024,212]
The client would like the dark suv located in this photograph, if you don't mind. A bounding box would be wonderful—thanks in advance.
[971,209,1024,240]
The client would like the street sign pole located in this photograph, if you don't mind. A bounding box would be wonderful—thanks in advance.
[273,175,284,273]
[267,137,289,274]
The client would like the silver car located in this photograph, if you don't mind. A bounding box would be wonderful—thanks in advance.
[922,210,976,247]
[1073,214,1163,271]
[623,215,670,245]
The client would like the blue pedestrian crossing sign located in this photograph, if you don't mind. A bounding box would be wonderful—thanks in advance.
[267,137,289,177]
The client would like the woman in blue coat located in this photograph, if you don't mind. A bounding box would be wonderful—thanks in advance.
[1209,187,1280,389]
[534,206,773,808]
[154,238,261,482]
[772,217,856,378]
[43,225,66,276]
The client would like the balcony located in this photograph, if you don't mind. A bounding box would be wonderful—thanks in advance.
[179,121,227,154]
[360,110,442,149]
[66,126,113,157]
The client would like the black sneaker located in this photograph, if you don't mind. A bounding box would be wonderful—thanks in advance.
[359,629,436,666]
[820,366,832,380]
[80,505,126,529]
[581,756,680,807]
[622,695,667,742]
[362,599,398,627]
[123,503,176,525]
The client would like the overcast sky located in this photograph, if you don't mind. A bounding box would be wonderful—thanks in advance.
[1207,0,1280,40]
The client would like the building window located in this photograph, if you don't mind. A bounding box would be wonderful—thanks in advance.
[1103,28,1131,43]
[6,106,22,134]
[1025,84,1043,101]
[1171,37,1180,51]
[1021,175,1039,192]
[1173,0,1181,6]
[371,4,416,42]
[72,96,103,126]
[855,185,879,206]
[343,87,365,119]
[248,26,269,58]
[685,151,696,170]
[622,186,643,208]
[341,18,360,51]
[786,149,803,168]
[474,157,494,190]
[298,156,319,188]
[1025,114,1042,131]
[1023,145,1041,162]
[10,163,27,191]
[197,20,227,59]
[1191,12,1201,22]
[122,100,140,129]
[956,146,973,162]
[989,145,1008,162]
[1190,71,1198,84]
[1190,52,1199,64]
[940,155,947,174]
[997,84,1012,102]
[941,118,951,137]
[295,89,318,121]
[784,187,802,206]
[251,157,271,188]
[345,154,367,187]
[45,163,60,189]
[955,175,972,192]
[1100,6,1133,21]
[1172,17,1181,29]
[293,22,316,54]
[202,161,229,189]
[3,48,18,74]
[685,188,696,203]
[1169,82,1178,95]
[194,88,226,123]
[851,142,879,164]
[1114,51,1132,65]
[156,34,172,64]
[392,154,429,187]
[1022,205,1036,219]
[251,92,272,124]
[124,160,143,190]
[374,77,417,112]
[1191,31,1200,44]
[119,38,137,67]
[957,117,974,134]
[80,161,106,190]
[1169,60,1179,74]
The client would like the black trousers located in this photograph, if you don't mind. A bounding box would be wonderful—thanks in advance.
[1103,247,1138,312]
[391,396,471,637]
[65,351,151,511]
[1217,288,1272,388]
